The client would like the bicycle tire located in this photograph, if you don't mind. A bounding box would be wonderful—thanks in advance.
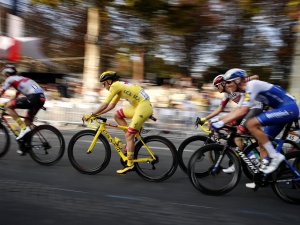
[177,135,214,174]
[0,123,10,158]
[242,140,300,181]
[188,144,242,196]
[271,151,300,204]
[68,129,111,175]
[28,125,65,166]
[134,135,178,182]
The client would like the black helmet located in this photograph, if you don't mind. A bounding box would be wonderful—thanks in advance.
[99,71,118,82]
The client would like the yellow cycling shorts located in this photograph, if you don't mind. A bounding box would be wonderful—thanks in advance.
[116,100,153,134]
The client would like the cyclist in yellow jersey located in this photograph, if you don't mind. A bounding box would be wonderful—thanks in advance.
[82,71,153,174]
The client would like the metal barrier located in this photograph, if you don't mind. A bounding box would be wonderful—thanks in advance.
[31,100,215,137]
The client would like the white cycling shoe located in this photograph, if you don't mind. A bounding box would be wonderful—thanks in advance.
[16,127,31,140]
[259,154,285,174]
[245,182,256,189]
[222,165,235,173]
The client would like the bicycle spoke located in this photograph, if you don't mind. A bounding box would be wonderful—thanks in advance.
[29,125,65,166]
[68,130,111,174]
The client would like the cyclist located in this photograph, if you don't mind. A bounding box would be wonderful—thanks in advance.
[198,74,262,173]
[0,65,46,145]
[211,68,299,176]
[82,71,153,174]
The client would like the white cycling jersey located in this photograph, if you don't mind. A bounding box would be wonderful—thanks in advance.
[1,75,44,96]
[240,80,296,108]
[221,91,262,109]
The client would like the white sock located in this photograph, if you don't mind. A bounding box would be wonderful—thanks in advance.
[263,141,278,158]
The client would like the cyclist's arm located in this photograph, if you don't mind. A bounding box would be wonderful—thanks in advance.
[92,102,117,115]
[205,105,225,120]
[220,105,249,125]
[92,94,120,115]
[245,75,259,81]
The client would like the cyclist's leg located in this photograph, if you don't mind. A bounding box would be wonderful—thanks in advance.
[117,101,153,174]
[236,108,263,150]
[5,98,27,130]
[247,104,299,174]
[114,105,135,153]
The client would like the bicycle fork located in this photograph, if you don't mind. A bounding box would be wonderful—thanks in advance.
[212,147,260,174]
[87,128,102,154]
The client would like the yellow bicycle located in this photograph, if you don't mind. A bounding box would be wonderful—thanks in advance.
[177,118,224,174]
[67,115,178,182]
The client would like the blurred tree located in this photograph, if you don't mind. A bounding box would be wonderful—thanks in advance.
[30,0,80,7]
[119,0,221,78]
[23,2,87,73]
[27,0,300,88]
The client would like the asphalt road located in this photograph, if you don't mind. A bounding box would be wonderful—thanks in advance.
[0,128,299,225]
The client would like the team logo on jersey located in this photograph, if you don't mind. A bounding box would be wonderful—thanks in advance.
[265,110,290,119]
[244,93,251,102]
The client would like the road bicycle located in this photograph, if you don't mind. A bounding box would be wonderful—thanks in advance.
[187,124,300,204]
[67,115,178,182]
[0,105,65,165]
[178,117,300,178]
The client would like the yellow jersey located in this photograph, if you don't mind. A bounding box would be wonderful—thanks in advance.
[104,81,150,106]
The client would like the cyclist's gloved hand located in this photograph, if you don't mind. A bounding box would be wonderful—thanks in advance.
[210,120,225,130]
[0,103,5,108]
[82,113,93,121]
[199,117,206,125]
[195,117,206,126]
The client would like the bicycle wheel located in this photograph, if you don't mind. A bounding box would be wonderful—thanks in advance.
[28,125,65,166]
[281,140,300,154]
[134,135,178,182]
[188,144,242,196]
[243,140,300,181]
[177,135,214,174]
[0,123,10,158]
[271,151,300,204]
[68,130,111,175]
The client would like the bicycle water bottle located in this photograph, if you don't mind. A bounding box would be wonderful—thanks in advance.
[248,151,260,167]
[114,137,124,149]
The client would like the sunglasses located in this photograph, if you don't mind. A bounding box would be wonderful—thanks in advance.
[214,83,223,88]
[226,81,233,84]
[102,82,107,87]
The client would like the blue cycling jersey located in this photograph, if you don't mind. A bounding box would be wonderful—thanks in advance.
[241,80,299,138]
[241,80,296,108]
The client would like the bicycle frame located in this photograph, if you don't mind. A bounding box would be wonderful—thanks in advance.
[0,106,50,148]
[196,120,228,145]
[213,126,300,181]
[85,117,157,163]
[274,139,300,180]
[0,107,23,137]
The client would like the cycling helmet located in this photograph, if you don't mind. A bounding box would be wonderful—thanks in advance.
[212,75,224,87]
[1,65,17,76]
[99,71,118,82]
[223,68,246,81]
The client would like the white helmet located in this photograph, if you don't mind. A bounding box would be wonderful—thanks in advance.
[223,68,246,81]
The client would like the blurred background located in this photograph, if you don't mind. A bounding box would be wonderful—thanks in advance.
[0,0,300,132]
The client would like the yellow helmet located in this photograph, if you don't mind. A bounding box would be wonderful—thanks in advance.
[99,71,118,82]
